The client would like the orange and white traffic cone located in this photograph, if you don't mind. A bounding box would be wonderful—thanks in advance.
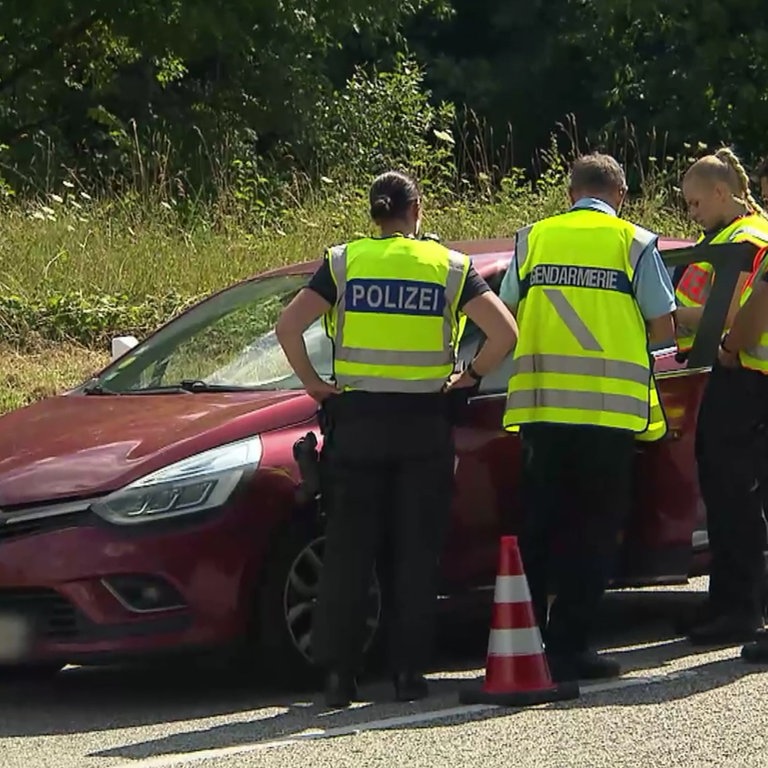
[460,535,580,706]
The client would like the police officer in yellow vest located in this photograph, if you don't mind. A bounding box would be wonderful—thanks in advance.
[678,153,768,645]
[674,148,768,357]
[276,171,518,707]
[724,251,768,663]
[499,153,676,682]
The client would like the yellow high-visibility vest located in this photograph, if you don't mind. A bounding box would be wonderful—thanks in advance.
[323,234,470,393]
[737,244,768,373]
[675,215,768,352]
[504,209,666,440]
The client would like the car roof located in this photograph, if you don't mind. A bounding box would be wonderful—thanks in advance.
[257,235,694,281]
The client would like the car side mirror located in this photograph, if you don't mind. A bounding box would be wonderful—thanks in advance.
[111,335,139,362]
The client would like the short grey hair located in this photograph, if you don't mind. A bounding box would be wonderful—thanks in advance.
[569,153,627,195]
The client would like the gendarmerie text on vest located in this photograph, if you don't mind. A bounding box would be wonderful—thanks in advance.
[528,264,629,292]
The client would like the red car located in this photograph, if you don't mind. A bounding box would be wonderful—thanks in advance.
[0,235,749,677]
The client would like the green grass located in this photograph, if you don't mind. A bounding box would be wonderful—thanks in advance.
[0,172,698,415]
[0,343,109,414]
[0,181,695,303]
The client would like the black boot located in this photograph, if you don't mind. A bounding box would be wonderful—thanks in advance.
[687,612,763,647]
[673,599,722,636]
[741,630,768,663]
[393,672,429,702]
[324,671,358,708]
[548,649,621,682]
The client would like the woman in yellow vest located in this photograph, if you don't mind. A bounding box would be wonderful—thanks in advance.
[680,152,768,646]
[674,148,768,355]
[723,257,768,663]
[276,170,518,706]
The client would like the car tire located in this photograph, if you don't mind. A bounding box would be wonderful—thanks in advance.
[0,663,64,683]
[251,516,384,686]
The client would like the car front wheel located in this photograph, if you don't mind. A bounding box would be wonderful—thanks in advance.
[254,518,382,684]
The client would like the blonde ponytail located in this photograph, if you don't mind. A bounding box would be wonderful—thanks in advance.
[713,147,768,219]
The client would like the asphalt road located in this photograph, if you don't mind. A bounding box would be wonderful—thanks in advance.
[3,578,768,768]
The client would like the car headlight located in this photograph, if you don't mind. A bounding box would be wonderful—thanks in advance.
[91,436,263,525]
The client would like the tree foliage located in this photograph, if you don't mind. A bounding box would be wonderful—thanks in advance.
[2,0,768,196]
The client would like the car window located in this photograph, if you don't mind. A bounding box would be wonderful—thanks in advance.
[98,274,334,392]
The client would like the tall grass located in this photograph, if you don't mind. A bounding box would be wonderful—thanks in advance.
[0,120,705,413]
[0,169,696,302]
[0,117,699,354]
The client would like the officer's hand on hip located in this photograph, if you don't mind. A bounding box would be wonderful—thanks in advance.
[306,378,342,403]
[443,369,478,392]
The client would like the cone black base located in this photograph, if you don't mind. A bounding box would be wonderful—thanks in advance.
[459,680,580,707]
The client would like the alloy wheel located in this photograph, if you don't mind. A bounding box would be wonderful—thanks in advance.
[282,534,382,663]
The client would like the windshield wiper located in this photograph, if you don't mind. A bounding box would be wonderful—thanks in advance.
[178,379,254,393]
[83,379,115,395]
[116,380,270,395]
[127,380,251,394]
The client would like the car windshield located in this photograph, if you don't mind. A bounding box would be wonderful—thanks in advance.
[95,273,332,393]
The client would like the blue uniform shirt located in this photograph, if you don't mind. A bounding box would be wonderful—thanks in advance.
[499,197,676,321]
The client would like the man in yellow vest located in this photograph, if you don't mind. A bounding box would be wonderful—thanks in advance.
[499,153,676,682]
[689,241,768,647]
[276,170,518,707]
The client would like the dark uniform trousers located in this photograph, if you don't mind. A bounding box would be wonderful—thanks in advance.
[518,423,635,656]
[311,394,456,676]
[695,362,768,621]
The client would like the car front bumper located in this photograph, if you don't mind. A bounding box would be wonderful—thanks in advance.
[0,512,255,665]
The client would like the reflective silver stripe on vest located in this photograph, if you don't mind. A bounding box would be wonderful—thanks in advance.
[506,389,648,419]
[328,241,464,370]
[743,344,768,362]
[728,227,768,244]
[514,225,533,270]
[333,373,447,393]
[512,353,649,386]
[543,289,603,351]
[335,347,451,365]
[630,225,658,269]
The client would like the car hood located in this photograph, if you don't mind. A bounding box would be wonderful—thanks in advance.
[0,391,314,506]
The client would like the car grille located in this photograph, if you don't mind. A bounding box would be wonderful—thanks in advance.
[0,511,91,543]
[0,588,79,641]
[0,499,96,543]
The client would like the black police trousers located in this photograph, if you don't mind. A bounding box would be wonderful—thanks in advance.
[518,423,635,656]
[311,398,455,676]
[696,362,768,620]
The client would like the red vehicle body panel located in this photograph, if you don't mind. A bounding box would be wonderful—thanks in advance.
[0,236,707,668]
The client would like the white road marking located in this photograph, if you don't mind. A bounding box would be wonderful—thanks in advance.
[109,670,694,768]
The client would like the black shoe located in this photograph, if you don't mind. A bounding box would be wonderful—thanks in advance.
[673,599,722,636]
[548,650,621,682]
[741,630,768,663]
[393,672,429,702]
[687,613,763,647]
[324,671,358,708]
